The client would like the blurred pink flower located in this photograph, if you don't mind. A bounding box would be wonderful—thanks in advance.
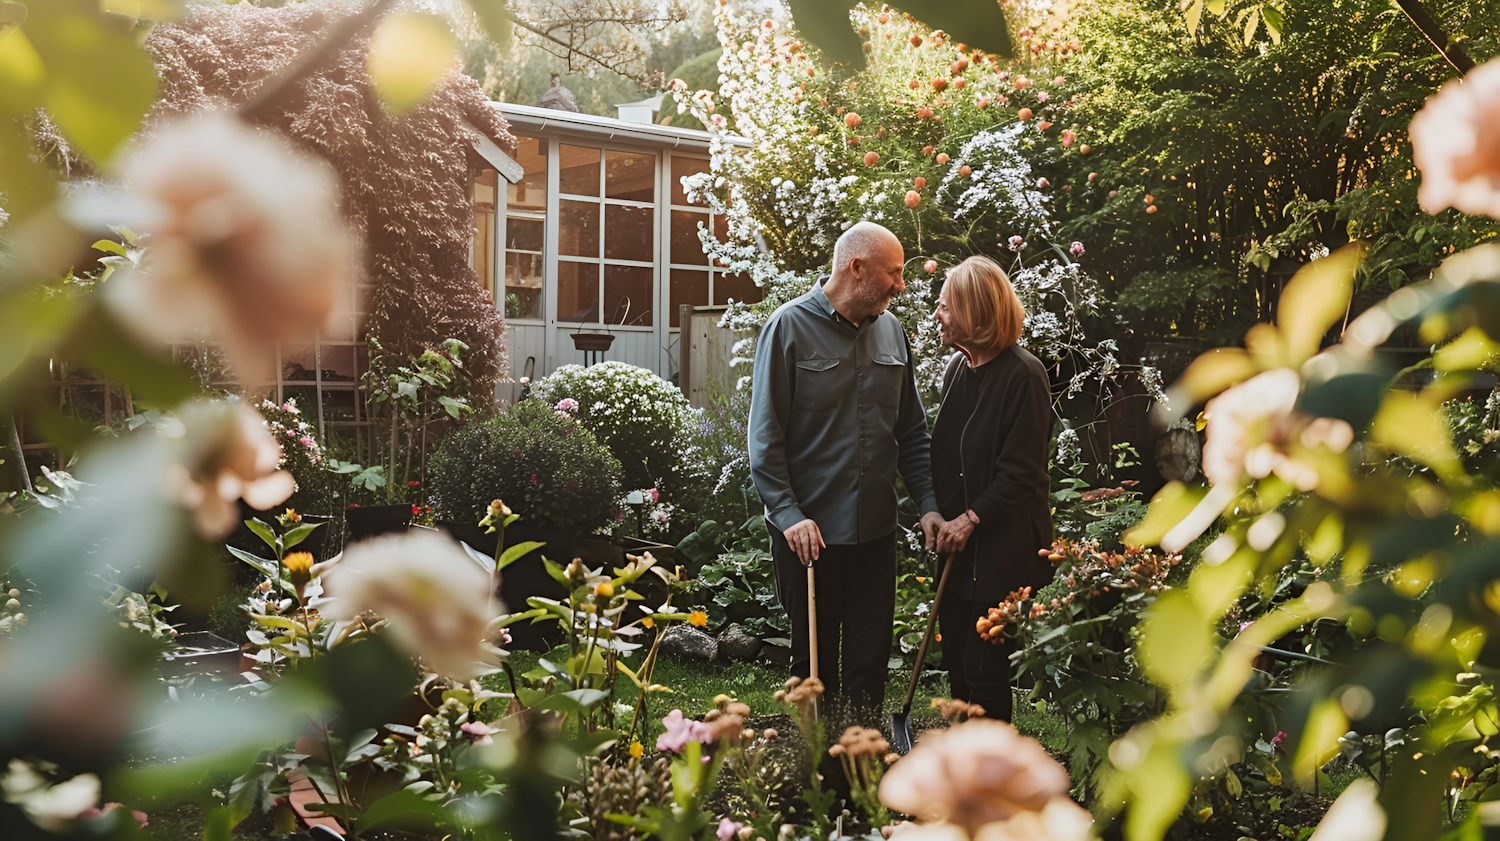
[1069,242,1084,256]
[323,530,504,681]
[460,720,498,745]
[106,112,355,384]
[1411,57,1500,218]
[717,818,744,841]
[555,398,580,413]
[169,401,295,538]
[879,720,1071,833]
[656,709,713,753]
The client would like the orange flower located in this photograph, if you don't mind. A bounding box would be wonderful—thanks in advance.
[688,610,708,628]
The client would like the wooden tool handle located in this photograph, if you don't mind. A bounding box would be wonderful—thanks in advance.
[806,562,819,681]
[901,553,954,713]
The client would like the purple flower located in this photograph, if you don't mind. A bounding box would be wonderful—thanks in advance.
[717,818,744,841]
[1069,241,1085,256]
[656,709,713,753]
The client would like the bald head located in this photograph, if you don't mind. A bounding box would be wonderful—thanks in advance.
[832,222,901,275]
[825,221,905,322]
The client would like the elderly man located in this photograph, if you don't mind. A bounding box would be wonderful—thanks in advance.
[749,221,942,712]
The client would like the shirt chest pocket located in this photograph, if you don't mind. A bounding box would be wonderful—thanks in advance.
[793,357,847,412]
[871,354,906,408]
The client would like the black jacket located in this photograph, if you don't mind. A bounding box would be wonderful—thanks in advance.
[932,346,1055,602]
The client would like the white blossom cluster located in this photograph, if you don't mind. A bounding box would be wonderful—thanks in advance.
[937,124,1052,237]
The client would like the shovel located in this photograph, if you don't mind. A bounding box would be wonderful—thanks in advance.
[890,552,953,755]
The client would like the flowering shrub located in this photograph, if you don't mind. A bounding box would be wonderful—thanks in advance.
[531,362,703,501]
[981,540,1184,787]
[427,399,623,532]
[669,3,1156,427]
[257,397,339,515]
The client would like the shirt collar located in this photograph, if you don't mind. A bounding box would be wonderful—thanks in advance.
[810,276,863,327]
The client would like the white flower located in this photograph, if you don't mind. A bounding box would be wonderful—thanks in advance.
[323,530,504,681]
[1410,57,1500,218]
[103,112,355,384]
[2,760,101,831]
[169,400,295,538]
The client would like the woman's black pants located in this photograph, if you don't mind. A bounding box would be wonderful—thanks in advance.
[937,592,1015,722]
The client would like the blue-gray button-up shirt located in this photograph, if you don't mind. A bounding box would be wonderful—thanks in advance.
[748,281,939,545]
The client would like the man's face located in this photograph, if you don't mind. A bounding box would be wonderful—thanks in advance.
[851,240,906,318]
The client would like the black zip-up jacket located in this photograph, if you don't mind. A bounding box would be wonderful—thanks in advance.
[932,346,1055,602]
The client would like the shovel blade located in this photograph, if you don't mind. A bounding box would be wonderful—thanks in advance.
[889,710,913,755]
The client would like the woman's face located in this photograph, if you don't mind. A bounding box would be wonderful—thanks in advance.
[933,291,963,347]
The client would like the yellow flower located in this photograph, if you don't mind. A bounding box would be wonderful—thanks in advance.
[594,581,615,598]
[629,741,644,760]
[488,499,511,519]
[688,611,708,628]
[283,552,315,582]
[641,617,655,629]
[281,508,302,524]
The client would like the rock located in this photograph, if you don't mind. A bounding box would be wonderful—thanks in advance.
[660,625,717,662]
[716,623,763,662]
[757,637,792,666]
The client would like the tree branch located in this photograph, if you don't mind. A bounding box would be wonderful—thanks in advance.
[1392,0,1474,76]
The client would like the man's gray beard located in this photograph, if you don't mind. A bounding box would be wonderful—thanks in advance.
[849,284,893,322]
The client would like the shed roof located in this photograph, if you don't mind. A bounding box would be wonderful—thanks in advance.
[491,101,741,153]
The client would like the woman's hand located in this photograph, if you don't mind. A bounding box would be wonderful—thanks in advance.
[936,510,979,554]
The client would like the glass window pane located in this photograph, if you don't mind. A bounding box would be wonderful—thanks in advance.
[604,264,653,327]
[320,387,359,425]
[671,156,710,206]
[282,344,317,381]
[557,261,600,323]
[508,136,547,210]
[507,217,543,252]
[505,252,544,320]
[320,344,360,382]
[670,209,711,265]
[605,150,655,202]
[559,200,600,258]
[605,205,654,262]
[670,269,710,328]
[559,145,600,196]
[714,271,762,306]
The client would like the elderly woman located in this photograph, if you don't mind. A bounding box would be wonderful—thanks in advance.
[929,254,1054,722]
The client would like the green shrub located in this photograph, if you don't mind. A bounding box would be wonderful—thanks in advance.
[530,362,702,498]
[427,400,623,532]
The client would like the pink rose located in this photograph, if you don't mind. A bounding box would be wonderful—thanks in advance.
[656,709,713,753]
[1411,57,1500,218]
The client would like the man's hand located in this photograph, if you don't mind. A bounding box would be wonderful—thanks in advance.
[936,511,978,554]
[920,511,945,551]
[783,519,825,565]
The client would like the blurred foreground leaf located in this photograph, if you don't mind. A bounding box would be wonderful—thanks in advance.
[367,11,458,115]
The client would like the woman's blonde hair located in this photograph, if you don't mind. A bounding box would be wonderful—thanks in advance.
[942,255,1025,357]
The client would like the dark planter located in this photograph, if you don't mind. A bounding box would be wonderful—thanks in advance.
[570,332,616,352]
[345,504,411,545]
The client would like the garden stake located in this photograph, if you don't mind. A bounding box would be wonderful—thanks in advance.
[806,559,820,719]
[890,552,953,755]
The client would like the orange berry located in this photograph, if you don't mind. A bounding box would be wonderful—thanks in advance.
[1146,204,1158,214]
[1017,107,1033,121]
[936,152,949,164]
[931,78,947,91]
[845,112,862,128]
[863,151,880,166]
[904,190,921,208]
[1079,144,1091,154]
[910,34,923,47]
[959,165,971,176]
[914,176,926,188]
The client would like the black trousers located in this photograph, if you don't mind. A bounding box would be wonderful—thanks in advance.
[938,592,1015,722]
[770,524,897,713]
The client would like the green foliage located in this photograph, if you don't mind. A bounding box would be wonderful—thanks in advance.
[256,397,338,516]
[530,362,701,499]
[427,399,623,532]
[362,336,474,503]
[689,517,788,638]
[1117,266,1251,347]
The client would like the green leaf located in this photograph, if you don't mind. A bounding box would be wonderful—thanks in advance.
[1261,3,1284,41]
[358,789,455,832]
[245,519,278,553]
[282,522,323,551]
[226,545,279,579]
[785,0,865,70]
[498,540,545,571]
[22,0,158,163]
[367,11,458,115]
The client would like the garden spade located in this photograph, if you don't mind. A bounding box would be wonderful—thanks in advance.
[890,552,954,755]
